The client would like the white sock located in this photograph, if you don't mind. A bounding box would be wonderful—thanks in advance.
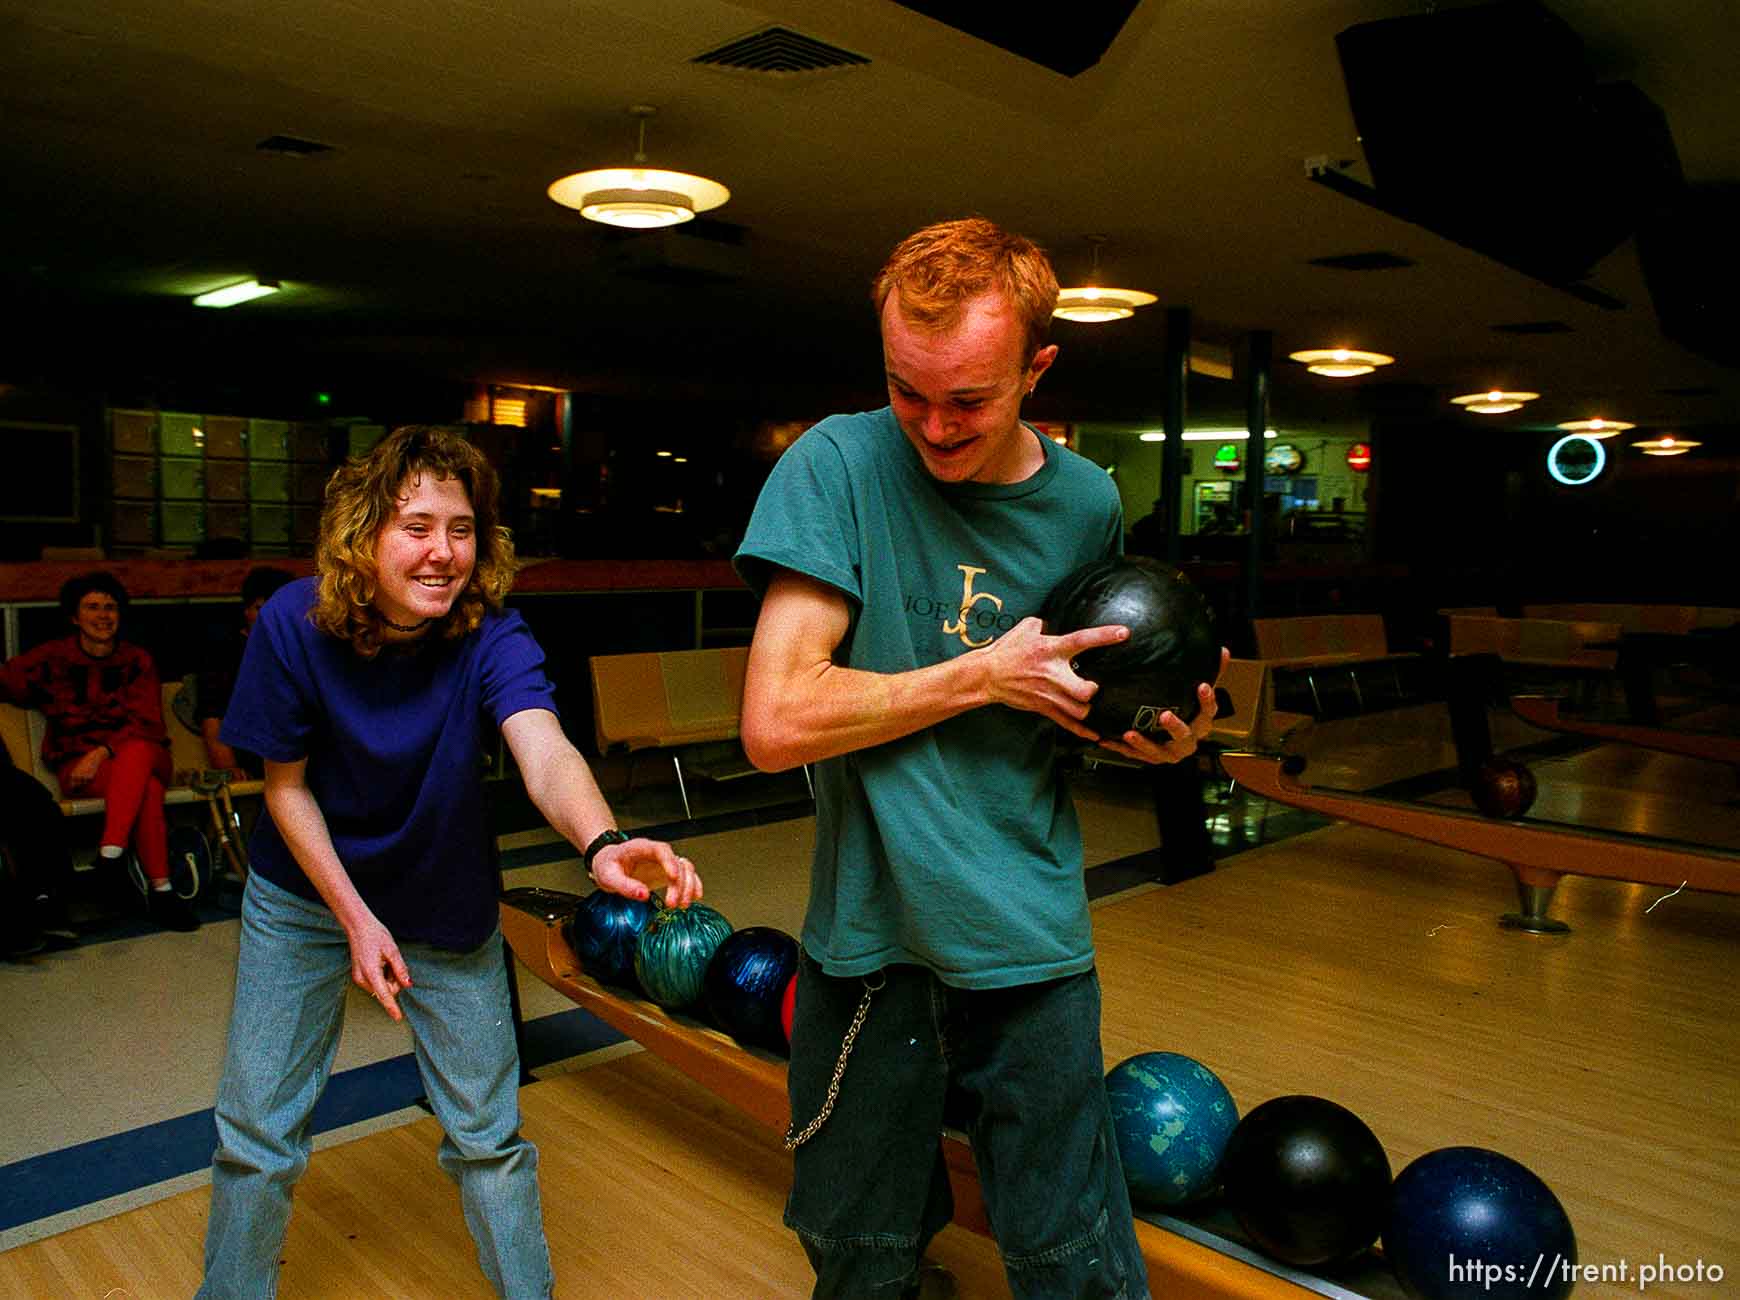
[99,845,124,860]
[150,880,171,893]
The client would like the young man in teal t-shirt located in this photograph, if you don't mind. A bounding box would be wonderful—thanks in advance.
[735,218,1224,1300]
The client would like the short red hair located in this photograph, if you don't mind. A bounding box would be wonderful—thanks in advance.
[872,217,1059,363]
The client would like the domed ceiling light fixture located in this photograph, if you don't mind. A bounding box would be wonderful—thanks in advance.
[547,105,729,229]
[1287,348,1394,377]
[1054,236,1157,323]
[1556,418,1634,439]
[1632,435,1701,457]
[1452,389,1541,415]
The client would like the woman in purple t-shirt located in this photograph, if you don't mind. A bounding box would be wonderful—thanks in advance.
[199,426,704,1300]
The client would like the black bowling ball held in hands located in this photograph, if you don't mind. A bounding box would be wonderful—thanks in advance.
[1042,557,1222,743]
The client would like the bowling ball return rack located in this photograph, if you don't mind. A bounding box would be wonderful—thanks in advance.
[500,885,1409,1299]
[1220,753,1740,934]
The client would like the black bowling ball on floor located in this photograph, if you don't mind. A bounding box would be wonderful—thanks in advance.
[1218,1094,1393,1269]
[1041,556,1221,742]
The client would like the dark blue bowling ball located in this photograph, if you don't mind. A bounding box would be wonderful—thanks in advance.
[564,891,655,993]
[1384,1147,1576,1300]
[703,926,800,1054]
[1104,1051,1239,1207]
[1220,1094,1392,1268]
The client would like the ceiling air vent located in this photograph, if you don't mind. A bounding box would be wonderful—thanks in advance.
[255,134,335,157]
[1491,320,1573,335]
[693,27,869,75]
[1307,251,1416,271]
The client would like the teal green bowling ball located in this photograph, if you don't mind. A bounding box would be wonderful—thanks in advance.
[633,902,734,1010]
[1105,1051,1239,1207]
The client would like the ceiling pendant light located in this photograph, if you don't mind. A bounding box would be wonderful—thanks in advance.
[1452,389,1540,415]
[1632,435,1701,456]
[1054,236,1157,323]
[547,105,729,229]
[1556,418,1634,439]
[1287,348,1395,377]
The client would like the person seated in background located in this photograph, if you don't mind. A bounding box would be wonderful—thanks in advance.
[1,748,78,957]
[1127,497,1167,556]
[0,572,196,932]
[194,565,295,780]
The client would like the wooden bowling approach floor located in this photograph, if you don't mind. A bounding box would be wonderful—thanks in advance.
[4,802,1736,1297]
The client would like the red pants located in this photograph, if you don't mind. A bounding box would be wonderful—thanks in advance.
[58,740,172,883]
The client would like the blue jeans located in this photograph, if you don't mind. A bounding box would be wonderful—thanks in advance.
[199,872,552,1299]
[784,954,1149,1300]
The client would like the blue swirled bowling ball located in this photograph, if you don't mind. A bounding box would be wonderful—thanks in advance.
[703,926,800,1054]
[564,891,656,993]
[1384,1147,1576,1300]
[1220,1094,1393,1268]
[634,902,734,1011]
[1104,1051,1239,1207]
[1041,557,1220,741]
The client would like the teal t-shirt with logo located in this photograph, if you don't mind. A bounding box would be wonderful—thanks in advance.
[734,406,1123,989]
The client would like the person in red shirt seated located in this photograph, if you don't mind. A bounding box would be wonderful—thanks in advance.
[0,572,195,932]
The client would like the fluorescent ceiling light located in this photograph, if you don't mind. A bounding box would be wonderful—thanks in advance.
[192,279,280,308]
[1138,429,1278,442]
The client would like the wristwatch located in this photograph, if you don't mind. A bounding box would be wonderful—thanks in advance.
[582,828,630,877]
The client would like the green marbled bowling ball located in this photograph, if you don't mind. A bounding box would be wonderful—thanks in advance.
[633,902,734,1011]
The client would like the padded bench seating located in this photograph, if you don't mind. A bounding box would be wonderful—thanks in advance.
[1209,658,1312,753]
[0,682,263,821]
[1447,615,1621,671]
[588,646,810,821]
[1521,603,1740,635]
[1251,613,1393,667]
[1250,614,1429,720]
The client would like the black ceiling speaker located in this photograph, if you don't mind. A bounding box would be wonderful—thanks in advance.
[1637,183,1740,369]
[891,1,1141,76]
[1334,0,1682,284]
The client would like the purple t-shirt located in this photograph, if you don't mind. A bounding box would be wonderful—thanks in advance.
[221,577,557,950]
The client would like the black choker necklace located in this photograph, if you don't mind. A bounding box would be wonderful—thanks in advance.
[381,614,431,633]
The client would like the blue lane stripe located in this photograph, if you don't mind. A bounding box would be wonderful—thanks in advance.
[1,799,814,1232]
[0,1007,627,1234]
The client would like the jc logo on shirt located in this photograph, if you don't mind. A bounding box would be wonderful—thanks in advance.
[943,565,1003,648]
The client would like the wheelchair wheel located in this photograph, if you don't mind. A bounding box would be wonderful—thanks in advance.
[167,825,214,900]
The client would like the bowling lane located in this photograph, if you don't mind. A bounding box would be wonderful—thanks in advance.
[1090,822,1740,1297]
[0,1051,1018,1299]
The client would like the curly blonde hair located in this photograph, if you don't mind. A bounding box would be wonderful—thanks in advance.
[872,217,1059,364]
[310,425,515,657]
